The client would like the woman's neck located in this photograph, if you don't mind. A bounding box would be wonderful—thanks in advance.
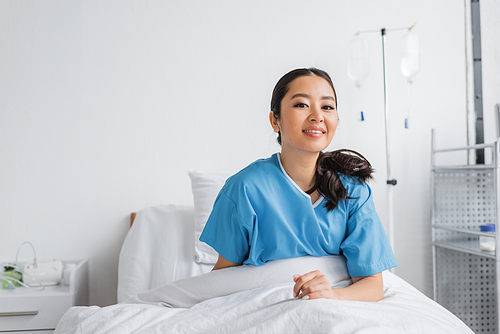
[279,148,319,193]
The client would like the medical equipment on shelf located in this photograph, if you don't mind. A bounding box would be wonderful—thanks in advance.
[0,242,52,291]
[23,259,63,286]
[1,267,22,289]
[479,224,495,252]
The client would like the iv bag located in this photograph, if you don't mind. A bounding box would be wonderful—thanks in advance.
[347,36,369,87]
[400,31,419,83]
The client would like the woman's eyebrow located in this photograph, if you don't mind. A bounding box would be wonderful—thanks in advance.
[290,93,335,102]
[322,96,335,101]
[291,93,310,100]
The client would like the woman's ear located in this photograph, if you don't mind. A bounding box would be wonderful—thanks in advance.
[269,111,280,133]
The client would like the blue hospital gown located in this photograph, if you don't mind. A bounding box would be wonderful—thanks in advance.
[199,153,398,277]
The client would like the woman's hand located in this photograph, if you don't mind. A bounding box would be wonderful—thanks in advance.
[293,271,384,302]
[293,270,335,300]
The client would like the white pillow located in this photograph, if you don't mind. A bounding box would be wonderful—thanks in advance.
[117,205,212,302]
[188,170,228,264]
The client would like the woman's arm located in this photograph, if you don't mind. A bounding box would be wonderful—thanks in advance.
[212,254,241,271]
[293,271,384,302]
[334,273,383,301]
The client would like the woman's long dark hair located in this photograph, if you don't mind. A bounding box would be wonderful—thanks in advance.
[271,68,374,211]
[308,149,373,211]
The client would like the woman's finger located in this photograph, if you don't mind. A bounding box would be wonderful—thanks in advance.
[299,288,335,300]
[297,276,330,296]
[295,270,323,284]
[292,272,319,297]
[293,270,329,297]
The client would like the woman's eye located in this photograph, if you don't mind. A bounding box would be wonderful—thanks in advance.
[294,103,307,108]
[323,105,335,111]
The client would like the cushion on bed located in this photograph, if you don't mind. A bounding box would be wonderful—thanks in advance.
[188,170,228,264]
[125,255,352,308]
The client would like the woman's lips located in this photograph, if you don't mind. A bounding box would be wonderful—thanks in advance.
[303,128,325,137]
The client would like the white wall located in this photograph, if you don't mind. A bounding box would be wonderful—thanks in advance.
[482,0,500,145]
[1,0,496,307]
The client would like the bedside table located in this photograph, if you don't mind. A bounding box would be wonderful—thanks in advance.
[0,258,89,334]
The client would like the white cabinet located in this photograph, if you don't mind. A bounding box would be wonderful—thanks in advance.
[0,259,89,333]
[431,136,499,333]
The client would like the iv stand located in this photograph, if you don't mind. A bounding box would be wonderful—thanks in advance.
[381,28,397,256]
[355,24,415,261]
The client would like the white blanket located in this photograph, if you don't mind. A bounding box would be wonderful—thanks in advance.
[55,256,473,334]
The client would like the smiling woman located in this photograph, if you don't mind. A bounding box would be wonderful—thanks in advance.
[270,75,338,159]
[200,68,397,302]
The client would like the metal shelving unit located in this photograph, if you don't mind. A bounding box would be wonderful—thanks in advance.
[431,132,499,333]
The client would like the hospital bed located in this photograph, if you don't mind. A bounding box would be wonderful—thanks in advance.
[54,171,474,333]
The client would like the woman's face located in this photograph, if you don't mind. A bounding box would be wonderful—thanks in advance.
[270,75,338,155]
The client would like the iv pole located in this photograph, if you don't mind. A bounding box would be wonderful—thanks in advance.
[354,24,416,261]
[381,28,397,256]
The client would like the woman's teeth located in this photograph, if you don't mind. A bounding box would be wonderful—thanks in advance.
[303,130,323,134]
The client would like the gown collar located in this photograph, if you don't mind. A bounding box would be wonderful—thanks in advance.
[276,153,324,208]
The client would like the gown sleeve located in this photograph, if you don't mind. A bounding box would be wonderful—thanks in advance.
[339,181,398,277]
[199,190,254,264]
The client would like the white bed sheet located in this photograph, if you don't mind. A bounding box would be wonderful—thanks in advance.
[56,257,473,333]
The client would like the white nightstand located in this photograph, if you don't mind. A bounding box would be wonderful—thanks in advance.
[0,258,89,334]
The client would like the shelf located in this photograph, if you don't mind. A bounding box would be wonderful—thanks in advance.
[433,240,496,259]
[0,258,88,332]
[431,135,500,332]
[0,259,88,302]
[433,142,495,153]
[432,224,496,238]
[432,165,496,171]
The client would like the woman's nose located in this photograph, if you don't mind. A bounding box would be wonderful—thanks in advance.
[309,106,324,122]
